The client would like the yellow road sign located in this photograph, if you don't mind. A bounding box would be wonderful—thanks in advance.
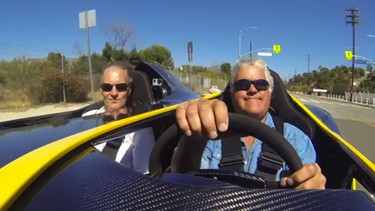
[273,45,281,54]
[345,51,353,60]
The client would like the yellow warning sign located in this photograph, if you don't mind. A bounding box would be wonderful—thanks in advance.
[273,45,281,54]
[345,51,353,60]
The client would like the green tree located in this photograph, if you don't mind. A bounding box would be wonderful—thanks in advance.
[366,64,373,72]
[71,53,107,75]
[220,62,231,76]
[102,42,128,63]
[128,48,141,66]
[46,52,68,70]
[138,45,174,70]
[357,72,375,92]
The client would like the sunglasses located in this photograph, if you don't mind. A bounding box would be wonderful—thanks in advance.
[100,83,128,92]
[233,79,269,92]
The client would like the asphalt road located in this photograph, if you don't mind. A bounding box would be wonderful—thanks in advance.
[291,93,375,163]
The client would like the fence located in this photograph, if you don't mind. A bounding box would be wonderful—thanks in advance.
[169,70,228,95]
[311,91,375,107]
[343,91,375,106]
[289,90,375,108]
[0,64,227,110]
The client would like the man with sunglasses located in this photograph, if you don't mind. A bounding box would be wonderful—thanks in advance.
[176,57,326,189]
[82,64,132,119]
[83,64,154,174]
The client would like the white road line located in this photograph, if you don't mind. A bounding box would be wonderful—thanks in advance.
[320,101,333,104]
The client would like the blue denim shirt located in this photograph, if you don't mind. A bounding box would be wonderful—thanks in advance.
[201,112,316,181]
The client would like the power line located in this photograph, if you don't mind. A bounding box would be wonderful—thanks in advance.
[0,42,64,59]
[0,42,61,52]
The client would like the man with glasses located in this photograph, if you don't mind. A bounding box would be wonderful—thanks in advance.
[176,57,326,189]
[83,64,154,174]
[82,64,132,119]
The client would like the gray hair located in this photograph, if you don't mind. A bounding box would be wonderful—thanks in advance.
[229,57,274,94]
[101,64,133,84]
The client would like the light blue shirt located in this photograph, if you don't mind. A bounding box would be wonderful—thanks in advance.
[201,112,316,181]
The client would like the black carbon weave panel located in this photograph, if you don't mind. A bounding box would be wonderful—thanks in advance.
[26,153,375,211]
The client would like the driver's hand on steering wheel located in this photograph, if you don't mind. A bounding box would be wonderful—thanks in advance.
[177,99,327,190]
[176,99,228,139]
[280,163,326,189]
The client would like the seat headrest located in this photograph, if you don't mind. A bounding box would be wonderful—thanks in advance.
[130,70,155,107]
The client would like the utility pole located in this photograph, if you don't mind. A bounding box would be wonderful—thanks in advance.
[188,41,193,89]
[307,54,311,73]
[346,8,360,102]
[307,54,311,94]
[61,52,66,103]
[249,41,253,57]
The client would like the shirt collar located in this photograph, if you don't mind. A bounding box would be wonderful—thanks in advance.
[264,112,275,129]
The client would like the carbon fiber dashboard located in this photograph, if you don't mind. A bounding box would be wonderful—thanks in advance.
[21,153,374,211]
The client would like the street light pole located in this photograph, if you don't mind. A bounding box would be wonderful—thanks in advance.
[240,48,273,57]
[238,26,258,58]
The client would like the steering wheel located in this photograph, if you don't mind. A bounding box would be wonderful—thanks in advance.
[149,112,303,186]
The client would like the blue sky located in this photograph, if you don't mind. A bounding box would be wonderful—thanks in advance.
[0,0,374,79]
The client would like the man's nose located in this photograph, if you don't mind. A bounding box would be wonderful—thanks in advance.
[247,83,258,92]
[110,86,119,95]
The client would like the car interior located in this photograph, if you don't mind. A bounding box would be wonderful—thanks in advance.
[6,67,374,210]
[90,67,375,193]
[152,69,373,192]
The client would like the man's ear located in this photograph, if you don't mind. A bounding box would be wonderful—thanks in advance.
[127,86,132,96]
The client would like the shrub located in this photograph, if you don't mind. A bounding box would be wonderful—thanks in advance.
[64,73,88,102]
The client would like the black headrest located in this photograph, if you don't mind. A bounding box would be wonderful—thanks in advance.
[221,69,315,140]
[269,69,315,139]
[131,70,155,106]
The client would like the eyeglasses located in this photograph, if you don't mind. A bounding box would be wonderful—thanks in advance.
[100,83,128,92]
[233,79,269,92]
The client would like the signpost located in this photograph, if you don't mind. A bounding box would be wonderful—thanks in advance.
[187,41,193,89]
[257,52,272,57]
[240,44,281,58]
[79,9,96,101]
[354,58,367,64]
[346,52,375,66]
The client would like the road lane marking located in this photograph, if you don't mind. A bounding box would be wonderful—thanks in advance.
[356,118,375,128]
